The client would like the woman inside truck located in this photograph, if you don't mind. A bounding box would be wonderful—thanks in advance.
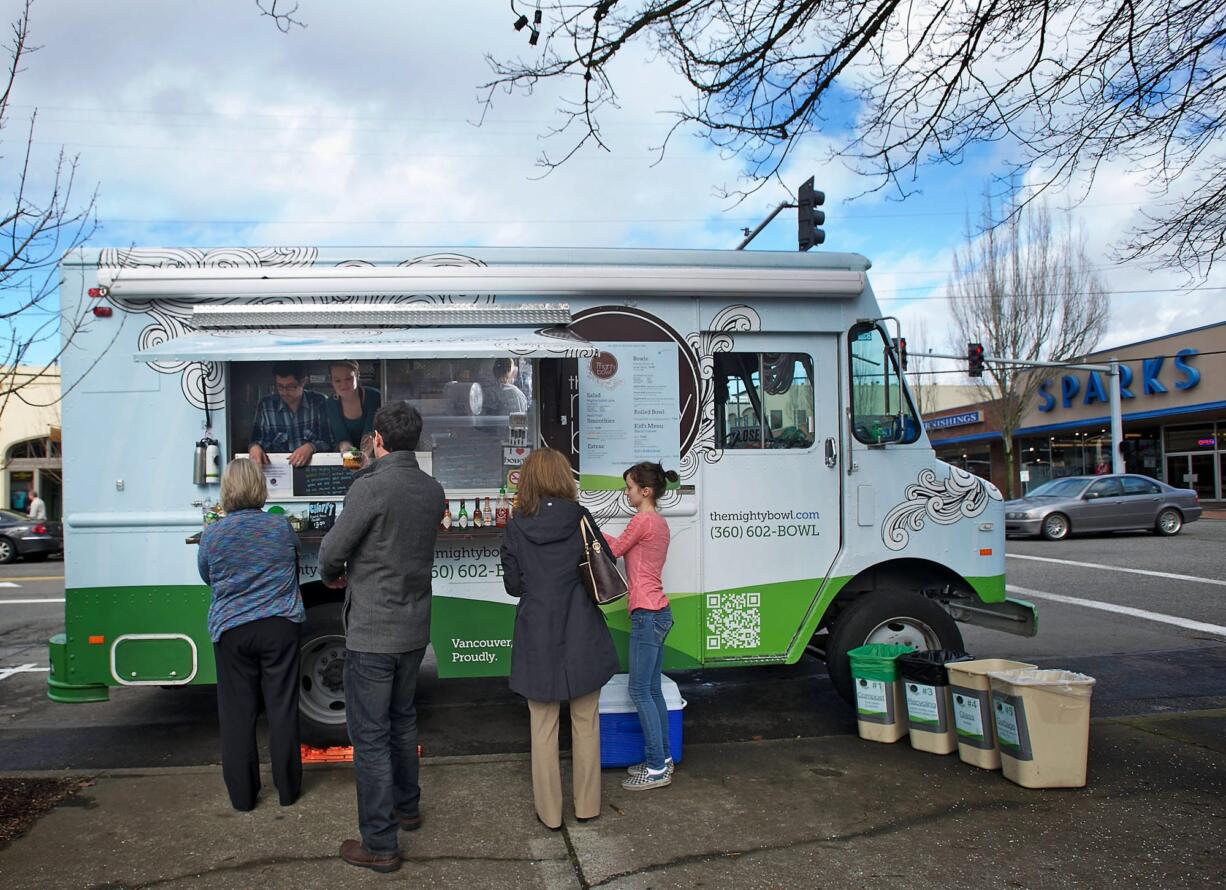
[326,359,382,462]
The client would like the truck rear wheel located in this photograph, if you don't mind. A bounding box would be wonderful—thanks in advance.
[825,589,963,706]
[299,602,350,747]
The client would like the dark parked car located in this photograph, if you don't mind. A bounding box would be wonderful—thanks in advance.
[0,509,63,563]
[1005,474,1202,541]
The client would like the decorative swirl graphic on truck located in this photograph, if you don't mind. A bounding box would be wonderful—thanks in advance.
[685,304,762,467]
[881,466,1002,551]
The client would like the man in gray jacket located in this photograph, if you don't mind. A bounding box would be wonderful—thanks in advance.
[319,402,444,873]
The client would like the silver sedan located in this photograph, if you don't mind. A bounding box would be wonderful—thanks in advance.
[1004,474,1203,541]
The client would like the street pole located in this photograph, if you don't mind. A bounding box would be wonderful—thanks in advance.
[1109,359,1124,474]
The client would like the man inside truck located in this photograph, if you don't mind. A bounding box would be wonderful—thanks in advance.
[247,362,333,468]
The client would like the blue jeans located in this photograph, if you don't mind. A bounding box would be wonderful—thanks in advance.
[628,606,674,771]
[344,647,425,856]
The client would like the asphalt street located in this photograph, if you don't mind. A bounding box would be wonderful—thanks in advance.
[1,521,1224,771]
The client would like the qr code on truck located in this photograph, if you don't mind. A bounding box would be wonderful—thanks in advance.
[705,592,761,650]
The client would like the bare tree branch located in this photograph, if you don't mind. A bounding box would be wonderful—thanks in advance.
[0,0,99,425]
[948,183,1110,497]
[466,1,1225,274]
[255,0,306,34]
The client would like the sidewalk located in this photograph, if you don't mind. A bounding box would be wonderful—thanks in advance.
[2,712,1224,889]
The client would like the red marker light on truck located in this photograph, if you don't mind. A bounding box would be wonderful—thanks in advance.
[88,635,106,645]
[979,548,993,556]
[87,287,107,298]
[92,306,113,318]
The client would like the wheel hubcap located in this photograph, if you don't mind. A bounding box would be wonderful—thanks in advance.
[0,540,12,560]
[1045,516,1066,537]
[1161,512,1180,533]
[299,636,347,725]
[864,617,940,651]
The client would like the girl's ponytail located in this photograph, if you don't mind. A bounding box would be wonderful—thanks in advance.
[624,461,678,502]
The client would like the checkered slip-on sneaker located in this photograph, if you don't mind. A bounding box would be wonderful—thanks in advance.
[621,769,672,791]
[626,759,674,779]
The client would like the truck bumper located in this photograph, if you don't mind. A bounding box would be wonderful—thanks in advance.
[945,596,1038,637]
[47,633,109,703]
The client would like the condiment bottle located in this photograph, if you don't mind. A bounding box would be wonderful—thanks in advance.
[440,498,452,530]
[494,487,509,528]
[473,499,485,528]
[457,499,469,530]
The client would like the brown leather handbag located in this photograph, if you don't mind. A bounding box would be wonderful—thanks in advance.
[578,515,628,605]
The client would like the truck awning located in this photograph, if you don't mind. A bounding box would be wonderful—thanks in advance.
[133,326,596,362]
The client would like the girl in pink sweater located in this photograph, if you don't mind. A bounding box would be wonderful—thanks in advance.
[603,462,678,791]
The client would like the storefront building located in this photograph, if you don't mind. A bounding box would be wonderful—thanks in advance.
[1,367,62,519]
[925,321,1226,501]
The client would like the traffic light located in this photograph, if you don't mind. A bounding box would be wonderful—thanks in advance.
[967,342,985,378]
[894,336,908,371]
[797,177,825,251]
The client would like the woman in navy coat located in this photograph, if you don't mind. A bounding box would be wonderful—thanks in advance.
[501,448,619,829]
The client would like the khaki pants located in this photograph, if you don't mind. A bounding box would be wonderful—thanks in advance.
[527,689,602,827]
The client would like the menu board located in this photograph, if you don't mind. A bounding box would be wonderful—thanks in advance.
[578,341,679,490]
[292,464,357,498]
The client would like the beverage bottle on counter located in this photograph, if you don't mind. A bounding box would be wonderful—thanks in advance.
[484,496,493,525]
[457,498,469,529]
[494,487,509,528]
[441,499,452,530]
[473,499,485,527]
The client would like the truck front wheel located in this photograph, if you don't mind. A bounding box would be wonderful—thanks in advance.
[299,602,350,747]
[825,589,963,706]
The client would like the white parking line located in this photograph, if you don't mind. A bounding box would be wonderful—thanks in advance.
[1008,553,1226,587]
[1008,584,1226,637]
[0,663,50,681]
[0,598,65,604]
[0,582,19,588]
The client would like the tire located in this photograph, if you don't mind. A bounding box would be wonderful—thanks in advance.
[298,601,351,747]
[1154,508,1183,537]
[825,589,964,706]
[0,538,15,564]
[1040,512,1071,541]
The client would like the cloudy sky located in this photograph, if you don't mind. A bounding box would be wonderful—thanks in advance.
[6,0,1223,366]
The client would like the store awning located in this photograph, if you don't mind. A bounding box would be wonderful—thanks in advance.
[134,326,597,362]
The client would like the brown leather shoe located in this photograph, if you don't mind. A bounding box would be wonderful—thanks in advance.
[398,812,423,831]
[339,839,401,873]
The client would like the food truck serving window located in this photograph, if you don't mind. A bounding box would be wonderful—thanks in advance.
[229,358,535,495]
[714,353,815,450]
[386,358,534,489]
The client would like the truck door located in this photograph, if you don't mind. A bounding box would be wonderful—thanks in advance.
[700,334,841,661]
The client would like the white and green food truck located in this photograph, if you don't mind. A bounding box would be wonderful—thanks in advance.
[49,246,1036,744]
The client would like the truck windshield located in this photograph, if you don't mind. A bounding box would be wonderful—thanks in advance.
[848,323,920,445]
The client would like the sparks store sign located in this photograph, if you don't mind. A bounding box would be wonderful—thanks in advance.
[1036,349,1201,413]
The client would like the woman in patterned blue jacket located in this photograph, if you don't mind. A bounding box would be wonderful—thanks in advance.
[198,457,305,811]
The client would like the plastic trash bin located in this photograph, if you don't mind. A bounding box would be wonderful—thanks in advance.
[848,643,913,743]
[988,669,1096,788]
[898,650,973,755]
[946,659,1037,769]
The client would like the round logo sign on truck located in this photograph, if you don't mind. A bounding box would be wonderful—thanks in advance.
[590,352,618,380]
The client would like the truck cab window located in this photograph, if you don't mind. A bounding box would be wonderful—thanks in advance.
[714,353,815,450]
[849,324,921,445]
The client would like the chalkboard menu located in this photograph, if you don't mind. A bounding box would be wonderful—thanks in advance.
[292,464,357,498]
